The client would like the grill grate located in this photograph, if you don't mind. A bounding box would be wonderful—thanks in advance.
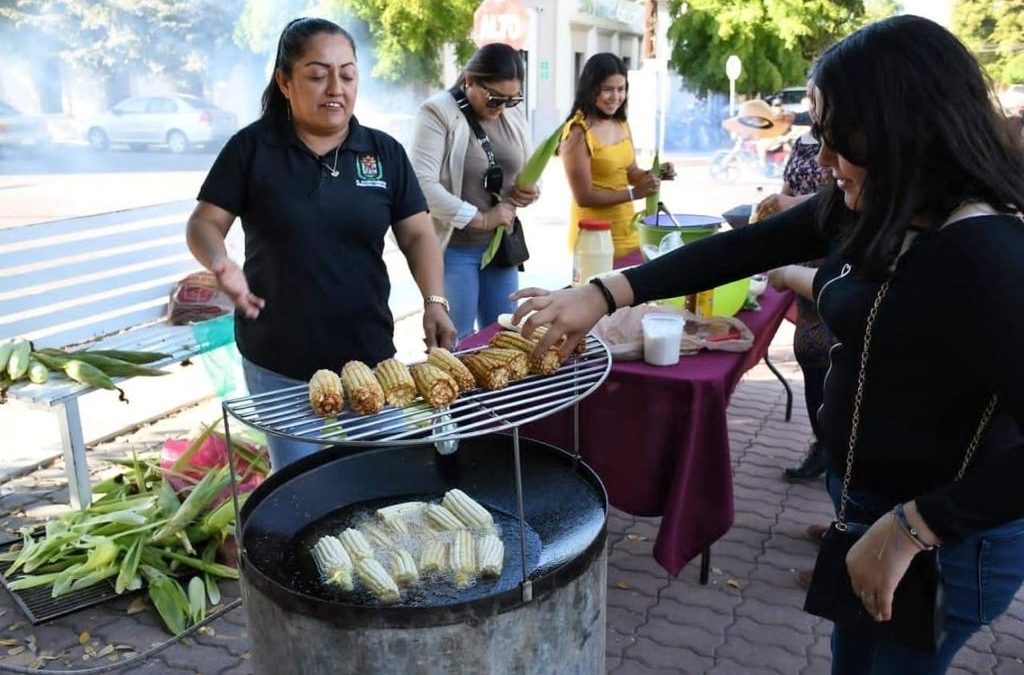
[0,535,125,624]
[222,334,612,446]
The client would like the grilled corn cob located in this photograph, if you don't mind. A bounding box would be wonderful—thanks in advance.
[374,358,417,407]
[479,348,528,381]
[311,535,354,590]
[361,523,394,550]
[533,324,587,355]
[450,529,477,587]
[442,489,495,533]
[339,528,373,560]
[389,549,419,586]
[355,558,400,603]
[308,369,345,417]
[489,331,562,375]
[460,352,509,390]
[423,504,464,532]
[341,361,385,415]
[427,347,475,391]
[419,539,447,573]
[410,363,459,408]
[477,534,505,577]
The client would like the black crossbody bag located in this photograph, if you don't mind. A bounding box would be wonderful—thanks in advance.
[804,278,998,652]
[449,87,529,269]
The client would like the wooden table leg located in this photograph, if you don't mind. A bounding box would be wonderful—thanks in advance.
[763,354,792,422]
[699,547,711,585]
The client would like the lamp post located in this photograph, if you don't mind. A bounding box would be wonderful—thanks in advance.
[726,55,741,116]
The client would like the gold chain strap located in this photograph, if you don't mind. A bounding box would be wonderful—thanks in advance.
[836,278,998,527]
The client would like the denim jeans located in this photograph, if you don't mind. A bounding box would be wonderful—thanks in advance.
[824,471,1024,675]
[443,244,518,341]
[242,357,324,471]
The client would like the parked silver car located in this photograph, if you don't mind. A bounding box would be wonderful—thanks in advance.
[86,95,237,153]
[0,100,51,152]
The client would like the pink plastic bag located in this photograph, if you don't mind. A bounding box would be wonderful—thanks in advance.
[160,434,265,507]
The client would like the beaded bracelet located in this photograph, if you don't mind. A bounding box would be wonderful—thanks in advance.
[892,503,937,551]
[589,277,617,315]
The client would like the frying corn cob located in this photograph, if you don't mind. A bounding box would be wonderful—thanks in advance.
[460,352,509,390]
[410,363,459,408]
[423,504,464,532]
[377,501,425,521]
[442,489,495,533]
[311,535,354,590]
[339,528,373,560]
[383,516,409,536]
[389,549,419,586]
[341,361,385,415]
[427,348,476,391]
[479,348,528,381]
[355,558,401,603]
[361,523,394,550]
[533,325,587,355]
[477,534,505,577]
[450,529,477,587]
[419,539,447,573]
[374,358,417,407]
[489,331,562,375]
[308,369,345,417]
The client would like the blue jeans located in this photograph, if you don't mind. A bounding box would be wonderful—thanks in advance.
[242,357,323,471]
[824,471,1024,675]
[443,244,518,340]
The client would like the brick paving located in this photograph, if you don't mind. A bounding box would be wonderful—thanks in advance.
[1,326,1022,674]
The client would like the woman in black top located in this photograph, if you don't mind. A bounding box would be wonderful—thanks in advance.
[514,16,1024,674]
[186,18,455,469]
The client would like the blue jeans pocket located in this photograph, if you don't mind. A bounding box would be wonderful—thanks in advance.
[978,523,1024,623]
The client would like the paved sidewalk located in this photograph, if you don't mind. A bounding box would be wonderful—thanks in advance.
[0,326,1021,674]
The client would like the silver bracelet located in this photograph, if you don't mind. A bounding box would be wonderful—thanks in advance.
[893,504,937,551]
[627,185,635,201]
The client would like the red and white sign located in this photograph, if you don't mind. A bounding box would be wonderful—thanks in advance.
[472,0,530,50]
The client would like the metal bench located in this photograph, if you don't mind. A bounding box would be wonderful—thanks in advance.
[0,199,215,508]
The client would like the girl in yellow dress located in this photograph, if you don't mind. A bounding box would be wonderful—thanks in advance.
[561,53,674,259]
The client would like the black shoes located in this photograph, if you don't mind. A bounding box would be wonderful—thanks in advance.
[784,441,827,482]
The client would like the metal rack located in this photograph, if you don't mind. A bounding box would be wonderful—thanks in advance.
[221,333,612,603]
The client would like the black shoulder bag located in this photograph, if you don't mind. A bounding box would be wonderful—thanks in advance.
[449,87,529,269]
[804,278,998,652]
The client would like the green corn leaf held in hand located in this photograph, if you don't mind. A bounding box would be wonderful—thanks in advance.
[644,151,662,217]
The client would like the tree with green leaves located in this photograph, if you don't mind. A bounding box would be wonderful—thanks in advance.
[666,0,902,95]
[953,0,1024,85]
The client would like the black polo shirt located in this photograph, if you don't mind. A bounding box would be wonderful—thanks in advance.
[198,116,427,381]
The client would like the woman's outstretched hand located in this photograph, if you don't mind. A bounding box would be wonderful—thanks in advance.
[510,284,608,361]
[211,257,265,319]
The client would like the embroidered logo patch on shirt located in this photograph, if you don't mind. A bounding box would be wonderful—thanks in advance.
[355,154,387,188]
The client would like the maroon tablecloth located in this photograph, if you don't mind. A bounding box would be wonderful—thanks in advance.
[463,278,794,576]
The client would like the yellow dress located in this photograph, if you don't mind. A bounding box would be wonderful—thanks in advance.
[564,112,638,258]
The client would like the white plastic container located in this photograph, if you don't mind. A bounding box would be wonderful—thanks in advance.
[641,314,685,366]
[572,219,614,286]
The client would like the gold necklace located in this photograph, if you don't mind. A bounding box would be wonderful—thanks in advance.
[321,145,340,178]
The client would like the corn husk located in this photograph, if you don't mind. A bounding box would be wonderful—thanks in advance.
[644,151,662,217]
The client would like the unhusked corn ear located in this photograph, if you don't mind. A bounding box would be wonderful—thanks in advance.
[450,529,477,587]
[308,369,345,417]
[479,348,528,380]
[339,528,373,560]
[427,348,475,391]
[442,489,495,533]
[341,361,385,415]
[533,324,587,355]
[419,539,447,573]
[361,523,394,550]
[389,549,419,586]
[424,504,463,531]
[489,331,562,374]
[477,534,505,577]
[355,558,400,603]
[27,359,49,385]
[460,352,509,390]
[374,358,417,407]
[311,535,354,590]
[410,363,459,408]
[6,340,30,380]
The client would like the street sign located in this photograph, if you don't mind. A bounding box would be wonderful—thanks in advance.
[472,0,530,50]
[726,55,742,116]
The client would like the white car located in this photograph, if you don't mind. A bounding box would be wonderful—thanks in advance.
[86,94,237,153]
[999,84,1024,115]
[0,100,51,152]
[772,86,809,113]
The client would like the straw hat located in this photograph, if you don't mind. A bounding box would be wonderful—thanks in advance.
[722,99,792,139]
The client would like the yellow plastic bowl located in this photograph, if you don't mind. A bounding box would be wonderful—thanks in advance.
[711,277,751,317]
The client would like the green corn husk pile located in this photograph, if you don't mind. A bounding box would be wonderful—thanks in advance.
[480,122,566,269]
[0,340,170,404]
[0,434,264,634]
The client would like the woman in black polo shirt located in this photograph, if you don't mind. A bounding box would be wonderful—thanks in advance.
[186,18,455,469]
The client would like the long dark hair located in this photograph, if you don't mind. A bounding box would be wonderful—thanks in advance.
[454,43,525,89]
[260,17,357,124]
[811,15,1024,276]
[568,53,628,122]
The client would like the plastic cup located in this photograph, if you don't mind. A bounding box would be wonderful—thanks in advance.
[641,314,685,366]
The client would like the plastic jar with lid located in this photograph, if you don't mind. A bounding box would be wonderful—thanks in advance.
[572,218,614,286]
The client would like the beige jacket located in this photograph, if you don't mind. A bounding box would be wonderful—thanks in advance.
[410,89,532,250]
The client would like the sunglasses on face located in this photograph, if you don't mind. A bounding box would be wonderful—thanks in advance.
[478,84,524,109]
